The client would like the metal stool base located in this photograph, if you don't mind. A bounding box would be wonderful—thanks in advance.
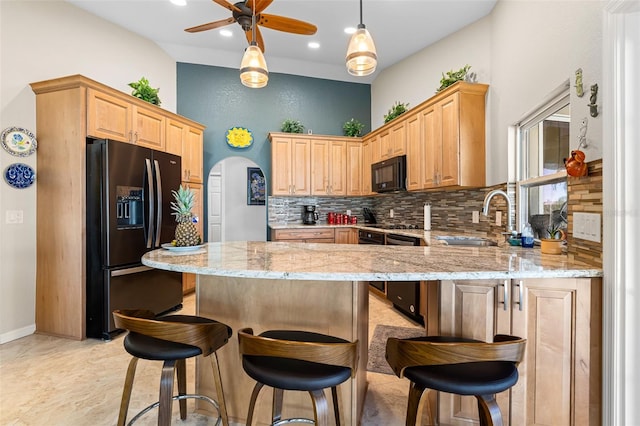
[127,393,222,426]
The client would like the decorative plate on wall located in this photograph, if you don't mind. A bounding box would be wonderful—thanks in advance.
[4,163,36,189]
[1,127,38,157]
[225,127,253,149]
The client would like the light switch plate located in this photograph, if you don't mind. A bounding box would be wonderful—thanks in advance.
[495,211,502,226]
[472,211,480,223]
[6,210,24,224]
[573,212,601,242]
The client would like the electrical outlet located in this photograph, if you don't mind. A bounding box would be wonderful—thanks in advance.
[389,209,394,218]
[574,212,601,242]
[346,209,351,216]
[472,211,480,223]
[495,211,502,226]
[6,210,24,224]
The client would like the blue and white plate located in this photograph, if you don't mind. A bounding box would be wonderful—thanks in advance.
[4,163,36,189]
[1,127,37,157]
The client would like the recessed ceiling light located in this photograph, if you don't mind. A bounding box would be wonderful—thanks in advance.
[308,42,320,49]
[344,27,357,35]
[220,29,233,37]
[170,0,187,6]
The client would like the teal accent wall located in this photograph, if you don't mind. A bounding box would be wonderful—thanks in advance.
[176,63,371,237]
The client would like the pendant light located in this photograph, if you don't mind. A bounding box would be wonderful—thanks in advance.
[240,0,268,88]
[345,0,377,76]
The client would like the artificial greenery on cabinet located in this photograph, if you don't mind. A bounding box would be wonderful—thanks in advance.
[128,77,161,106]
[343,118,364,137]
[281,118,304,133]
[383,101,409,123]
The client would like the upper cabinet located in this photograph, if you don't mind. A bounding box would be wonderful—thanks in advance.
[87,88,166,150]
[166,118,204,183]
[269,133,363,197]
[364,81,488,191]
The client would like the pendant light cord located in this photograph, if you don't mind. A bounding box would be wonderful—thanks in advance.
[359,0,363,26]
[252,0,256,44]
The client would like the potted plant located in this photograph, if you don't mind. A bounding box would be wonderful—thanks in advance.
[128,77,161,106]
[383,101,409,124]
[540,223,565,255]
[343,118,364,137]
[281,118,304,133]
[436,64,474,92]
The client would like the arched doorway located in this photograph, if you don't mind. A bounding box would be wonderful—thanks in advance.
[207,157,267,242]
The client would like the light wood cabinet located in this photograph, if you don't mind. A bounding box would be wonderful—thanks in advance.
[270,134,311,196]
[346,141,363,195]
[334,227,358,244]
[361,138,373,195]
[182,126,204,183]
[87,88,165,150]
[271,227,335,243]
[310,139,347,196]
[420,82,487,189]
[438,278,601,426]
[405,113,422,191]
[30,75,205,339]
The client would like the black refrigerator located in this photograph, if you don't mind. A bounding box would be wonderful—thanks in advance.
[86,139,183,339]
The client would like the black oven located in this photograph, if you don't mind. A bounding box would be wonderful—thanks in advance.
[371,155,406,193]
[385,233,423,324]
[358,229,385,292]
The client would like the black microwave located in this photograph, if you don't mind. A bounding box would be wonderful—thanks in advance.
[371,155,406,193]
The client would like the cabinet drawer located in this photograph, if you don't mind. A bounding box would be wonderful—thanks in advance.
[274,228,335,241]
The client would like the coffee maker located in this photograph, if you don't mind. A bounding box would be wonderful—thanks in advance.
[302,205,319,225]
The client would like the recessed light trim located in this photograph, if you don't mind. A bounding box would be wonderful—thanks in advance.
[170,0,187,6]
[308,42,320,49]
[220,29,233,37]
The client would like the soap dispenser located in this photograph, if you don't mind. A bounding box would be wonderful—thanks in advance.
[521,224,534,248]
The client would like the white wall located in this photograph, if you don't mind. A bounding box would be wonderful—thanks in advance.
[220,157,267,241]
[0,1,177,342]
[372,1,604,186]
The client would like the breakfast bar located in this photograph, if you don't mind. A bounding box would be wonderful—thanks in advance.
[142,240,603,425]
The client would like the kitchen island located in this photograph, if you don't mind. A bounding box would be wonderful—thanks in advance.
[142,241,602,425]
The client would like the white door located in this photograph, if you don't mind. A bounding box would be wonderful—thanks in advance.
[208,162,223,242]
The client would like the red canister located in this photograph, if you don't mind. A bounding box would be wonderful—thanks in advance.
[350,216,357,224]
[336,214,343,225]
[327,212,335,224]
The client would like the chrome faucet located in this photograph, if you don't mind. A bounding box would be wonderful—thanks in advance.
[482,189,514,236]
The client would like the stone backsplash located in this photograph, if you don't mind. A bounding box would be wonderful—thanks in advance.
[567,159,603,267]
[269,159,604,268]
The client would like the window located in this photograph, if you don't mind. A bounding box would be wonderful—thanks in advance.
[515,82,570,239]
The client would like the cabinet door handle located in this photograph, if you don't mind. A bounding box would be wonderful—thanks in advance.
[498,279,509,311]
[514,280,524,311]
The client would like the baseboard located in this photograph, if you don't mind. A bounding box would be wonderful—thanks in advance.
[0,324,35,344]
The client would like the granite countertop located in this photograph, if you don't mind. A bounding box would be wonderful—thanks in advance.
[142,240,603,281]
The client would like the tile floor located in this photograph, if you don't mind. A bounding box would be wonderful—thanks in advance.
[0,291,427,425]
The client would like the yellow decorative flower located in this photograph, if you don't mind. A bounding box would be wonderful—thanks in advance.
[226,127,253,148]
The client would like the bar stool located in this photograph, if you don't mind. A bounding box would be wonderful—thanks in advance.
[385,334,526,426]
[113,309,232,426]
[237,328,359,426]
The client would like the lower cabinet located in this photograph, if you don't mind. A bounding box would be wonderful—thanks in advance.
[438,278,601,426]
[335,227,358,244]
[182,182,204,294]
[271,228,335,243]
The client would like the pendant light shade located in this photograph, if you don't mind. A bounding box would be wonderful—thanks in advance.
[240,42,269,88]
[345,0,377,76]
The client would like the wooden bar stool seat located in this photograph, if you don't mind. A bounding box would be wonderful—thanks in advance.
[113,309,232,426]
[385,335,526,426]
[238,328,358,426]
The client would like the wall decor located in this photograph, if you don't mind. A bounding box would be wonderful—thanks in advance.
[574,68,584,97]
[1,127,37,157]
[588,83,599,117]
[247,167,265,205]
[4,163,36,189]
[226,126,253,148]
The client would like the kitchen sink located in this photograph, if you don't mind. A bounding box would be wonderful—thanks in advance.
[436,236,498,247]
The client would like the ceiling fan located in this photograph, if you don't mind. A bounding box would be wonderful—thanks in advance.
[185,0,317,53]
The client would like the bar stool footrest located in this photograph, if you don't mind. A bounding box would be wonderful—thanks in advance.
[127,394,222,426]
[273,418,315,426]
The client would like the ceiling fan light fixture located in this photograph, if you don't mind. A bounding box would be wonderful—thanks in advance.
[346,24,377,76]
[240,43,269,88]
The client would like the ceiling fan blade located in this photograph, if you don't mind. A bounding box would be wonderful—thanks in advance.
[244,26,266,53]
[258,14,317,35]
[185,17,235,33]
[212,0,242,13]
[250,0,273,14]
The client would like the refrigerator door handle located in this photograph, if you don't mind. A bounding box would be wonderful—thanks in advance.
[154,159,162,247]
[145,158,154,248]
[111,265,153,277]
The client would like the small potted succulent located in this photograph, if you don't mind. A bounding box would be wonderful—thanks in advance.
[540,223,565,255]
[343,118,364,137]
[281,118,304,133]
[383,101,409,124]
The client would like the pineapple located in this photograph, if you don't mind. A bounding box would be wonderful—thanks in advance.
[170,185,201,247]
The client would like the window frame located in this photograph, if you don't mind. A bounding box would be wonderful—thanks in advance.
[514,81,570,235]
